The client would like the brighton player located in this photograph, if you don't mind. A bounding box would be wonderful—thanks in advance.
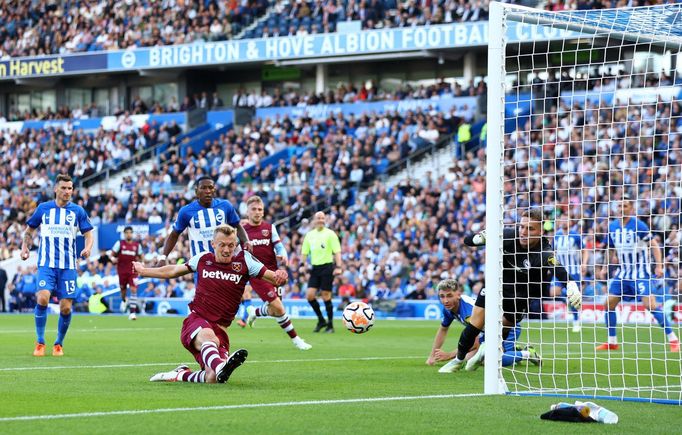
[444,209,581,372]
[242,196,312,350]
[596,196,679,352]
[110,226,143,320]
[160,176,253,321]
[138,224,288,383]
[551,216,588,333]
[427,279,540,373]
[20,174,94,357]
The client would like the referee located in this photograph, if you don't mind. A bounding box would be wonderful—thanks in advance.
[301,211,342,333]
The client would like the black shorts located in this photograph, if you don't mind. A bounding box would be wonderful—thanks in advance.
[308,263,334,292]
[475,288,528,325]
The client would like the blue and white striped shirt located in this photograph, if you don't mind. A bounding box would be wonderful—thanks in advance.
[607,218,653,280]
[441,294,476,327]
[554,229,583,280]
[26,201,93,269]
[173,198,240,257]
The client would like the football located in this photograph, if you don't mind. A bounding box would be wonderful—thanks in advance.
[342,302,375,334]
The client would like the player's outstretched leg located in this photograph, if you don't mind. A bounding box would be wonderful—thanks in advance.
[150,365,191,382]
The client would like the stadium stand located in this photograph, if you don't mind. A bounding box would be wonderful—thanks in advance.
[1,40,679,316]
[0,0,270,57]
[0,0,642,59]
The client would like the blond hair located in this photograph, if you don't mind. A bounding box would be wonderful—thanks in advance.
[437,279,462,293]
[214,224,236,238]
[246,195,264,206]
[522,208,543,222]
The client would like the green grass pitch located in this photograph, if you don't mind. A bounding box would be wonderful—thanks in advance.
[1,314,680,434]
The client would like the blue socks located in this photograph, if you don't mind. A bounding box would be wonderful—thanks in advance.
[241,299,252,321]
[55,312,72,346]
[502,351,524,367]
[34,304,48,344]
[650,309,672,335]
[606,310,617,338]
[570,305,579,321]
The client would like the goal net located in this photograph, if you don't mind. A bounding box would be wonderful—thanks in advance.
[485,2,682,404]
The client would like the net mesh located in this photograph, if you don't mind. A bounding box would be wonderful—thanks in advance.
[496,4,682,403]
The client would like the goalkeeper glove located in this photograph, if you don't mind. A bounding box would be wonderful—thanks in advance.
[566,281,582,310]
[472,230,487,245]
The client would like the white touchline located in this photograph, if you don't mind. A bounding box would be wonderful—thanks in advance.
[0,327,168,334]
[0,350,674,373]
[0,356,425,372]
[0,393,487,422]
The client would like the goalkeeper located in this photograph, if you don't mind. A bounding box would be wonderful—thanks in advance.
[445,208,582,372]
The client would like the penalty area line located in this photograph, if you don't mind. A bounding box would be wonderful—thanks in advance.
[0,393,487,422]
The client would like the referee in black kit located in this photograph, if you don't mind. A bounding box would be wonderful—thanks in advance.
[301,211,342,333]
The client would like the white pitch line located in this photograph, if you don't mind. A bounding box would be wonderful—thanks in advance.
[0,327,169,334]
[0,356,425,372]
[1,350,677,374]
[0,393,486,422]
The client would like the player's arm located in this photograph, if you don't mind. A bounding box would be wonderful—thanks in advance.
[21,204,43,260]
[109,241,120,264]
[271,225,288,266]
[20,226,36,260]
[235,222,253,252]
[300,233,310,257]
[76,207,94,259]
[245,251,287,285]
[547,254,581,309]
[133,262,192,279]
[81,229,94,259]
[160,229,181,262]
[331,231,342,275]
[427,325,450,365]
[650,236,664,278]
[463,229,486,247]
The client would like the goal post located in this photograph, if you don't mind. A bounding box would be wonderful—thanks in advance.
[485,2,682,404]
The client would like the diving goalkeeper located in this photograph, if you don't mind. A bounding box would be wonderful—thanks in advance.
[443,208,582,372]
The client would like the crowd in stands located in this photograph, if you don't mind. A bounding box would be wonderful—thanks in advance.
[0,0,269,58]
[542,0,672,12]
[249,0,494,38]
[3,66,682,315]
[234,78,487,108]
[0,0,506,58]
[3,77,484,122]
[0,116,183,261]
[0,0,665,60]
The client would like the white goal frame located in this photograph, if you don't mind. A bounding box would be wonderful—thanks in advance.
[485,1,682,405]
